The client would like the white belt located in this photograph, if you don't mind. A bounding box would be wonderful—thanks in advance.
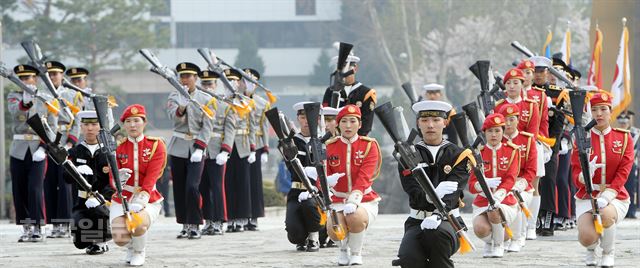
[332,187,373,198]
[409,208,460,220]
[78,190,89,199]
[236,129,249,135]
[123,185,139,193]
[593,184,609,191]
[210,132,222,138]
[13,134,37,141]
[173,132,195,141]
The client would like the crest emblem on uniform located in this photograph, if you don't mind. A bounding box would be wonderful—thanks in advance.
[612,140,623,154]
[348,106,356,113]
[102,166,110,173]
[510,70,517,76]
[18,65,24,71]
[143,148,151,158]
[443,165,452,174]
[355,150,365,159]
[356,101,362,107]
[602,94,609,101]
[131,107,139,115]
[521,109,530,119]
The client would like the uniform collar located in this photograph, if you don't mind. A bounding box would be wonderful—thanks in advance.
[339,134,359,144]
[128,134,145,143]
[344,82,362,95]
[486,142,502,151]
[592,126,611,136]
[507,96,522,103]
[505,130,519,140]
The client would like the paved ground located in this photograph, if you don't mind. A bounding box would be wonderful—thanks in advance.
[0,209,638,267]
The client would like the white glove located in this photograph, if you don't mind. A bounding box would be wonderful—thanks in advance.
[118,168,132,185]
[84,197,100,208]
[596,197,609,209]
[304,166,318,180]
[420,215,442,230]
[493,190,507,204]
[343,203,357,215]
[485,177,502,188]
[298,191,311,202]
[76,165,94,176]
[559,138,570,155]
[32,147,47,162]
[326,173,345,187]
[215,151,229,165]
[247,151,256,164]
[588,156,604,180]
[513,178,528,193]
[129,203,144,213]
[434,181,458,199]
[190,148,204,162]
[261,153,268,164]
[22,91,33,104]
[176,92,190,107]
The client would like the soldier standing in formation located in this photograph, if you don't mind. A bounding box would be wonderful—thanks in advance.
[618,111,639,219]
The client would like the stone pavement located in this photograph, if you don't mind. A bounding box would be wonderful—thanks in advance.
[1,210,638,267]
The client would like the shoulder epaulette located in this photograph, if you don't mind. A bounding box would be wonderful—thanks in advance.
[325,136,340,145]
[613,128,630,133]
[532,86,545,92]
[548,84,560,90]
[495,99,505,106]
[117,138,127,146]
[360,136,377,142]
[506,141,519,150]
[520,131,534,137]
[524,98,537,104]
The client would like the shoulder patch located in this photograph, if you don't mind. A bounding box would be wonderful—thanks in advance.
[363,89,377,103]
[520,131,533,137]
[613,128,630,133]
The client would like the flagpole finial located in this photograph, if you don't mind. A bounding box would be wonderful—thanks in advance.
[595,19,599,29]
[547,25,552,32]
[622,17,627,26]
[567,20,571,27]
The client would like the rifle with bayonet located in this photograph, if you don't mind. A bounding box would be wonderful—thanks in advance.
[20,40,77,120]
[212,55,277,104]
[469,60,498,116]
[329,42,354,108]
[196,48,253,107]
[0,62,60,115]
[511,41,576,90]
[304,102,347,240]
[138,49,214,119]
[451,112,514,239]
[374,101,475,253]
[265,107,327,226]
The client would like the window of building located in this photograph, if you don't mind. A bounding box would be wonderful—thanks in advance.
[295,0,316,16]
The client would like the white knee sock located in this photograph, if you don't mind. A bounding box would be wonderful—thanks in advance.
[347,231,366,256]
[491,223,505,247]
[511,212,524,241]
[307,231,319,242]
[600,225,616,254]
[131,233,147,252]
[528,196,541,229]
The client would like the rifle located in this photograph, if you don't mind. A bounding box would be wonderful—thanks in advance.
[26,115,109,208]
[0,63,60,115]
[461,102,484,135]
[213,56,277,104]
[569,90,603,234]
[451,112,514,239]
[374,101,475,253]
[469,61,497,115]
[138,49,214,119]
[264,107,327,226]
[329,42,354,108]
[304,102,347,240]
[511,41,576,90]
[20,40,76,120]
[93,95,142,232]
[401,82,419,104]
[196,48,253,106]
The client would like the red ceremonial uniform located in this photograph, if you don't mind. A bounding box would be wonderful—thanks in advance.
[325,135,381,204]
[503,131,537,191]
[571,127,633,201]
[469,142,520,207]
[518,59,549,138]
[494,99,540,136]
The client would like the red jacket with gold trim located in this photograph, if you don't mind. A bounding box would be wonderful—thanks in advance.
[495,98,540,136]
[503,131,537,192]
[469,142,519,207]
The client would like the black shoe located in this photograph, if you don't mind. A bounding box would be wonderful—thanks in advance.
[325,240,337,248]
[86,244,109,255]
[540,228,554,236]
[235,225,244,232]
[553,223,566,231]
[227,223,236,233]
[296,243,307,251]
[201,224,215,236]
[176,229,189,239]
[212,227,224,235]
[188,229,202,239]
[245,224,259,231]
[30,232,44,242]
[47,227,59,239]
[306,240,320,252]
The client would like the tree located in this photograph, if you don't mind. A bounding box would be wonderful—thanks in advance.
[234,31,265,77]
[308,48,332,86]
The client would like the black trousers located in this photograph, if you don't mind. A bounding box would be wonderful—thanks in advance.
[396,217,458,268]
[171,156,205,224]
[201,158,227,222]
[225,146,252,220]
[285,191,322,245]
[625,164,638,217]
[44,155,73,224]
[540,152,559,213]
[249,148,265,219]
[556,152,572,219]
[10,151,47,225]
[71,203,111,249]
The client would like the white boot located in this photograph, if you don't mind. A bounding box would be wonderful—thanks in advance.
[508,213,523,252]
[601,250,614,268]
[338,239,350,266]
[600,225,616,267]
[125,243,134,263]
[527,196,541,240]
[348,231,365,265]
[584,243,598,266]
[490,223,505,258]
[482,242,493,258]
[129,233,147,266]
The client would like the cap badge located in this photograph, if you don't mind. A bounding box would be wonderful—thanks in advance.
[131,107,139,115]
[602,94,608,101]
[348,106,356,113]
[510,70,517,76]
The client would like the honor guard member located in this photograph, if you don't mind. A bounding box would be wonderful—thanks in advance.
[499,104,537,252]
[494,68,540,136]
[8,64,56,242]
[44,60,81,238]
[65,110,113,254]
[470,113,520,258]
[421,83,460,145]
[111,104,167,266]
[198,69,236,235]
[325,105,382,265]
[244,68,271,231]
[224,68,257,232]
[66,67,117,128]
[393,101,471,268]
[167,62,215,239]
[287,102,336,252]
[318,106,341,248]
[321,54,377,136]
[571,93,633,267]
[618,111,639,219]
